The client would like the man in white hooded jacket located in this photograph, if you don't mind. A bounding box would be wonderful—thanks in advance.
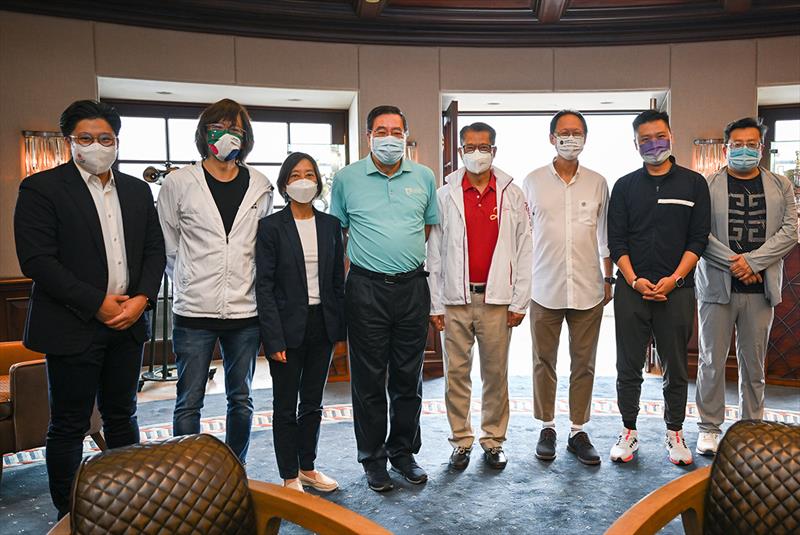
[427,122,532,470]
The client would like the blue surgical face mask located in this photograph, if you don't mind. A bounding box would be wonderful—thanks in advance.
[727,146,761,173]
[371,135,406,166]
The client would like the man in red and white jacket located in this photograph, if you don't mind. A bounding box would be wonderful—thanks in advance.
[427,122,532,471]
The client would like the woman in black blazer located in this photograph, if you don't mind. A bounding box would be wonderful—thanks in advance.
[255,152,346,493]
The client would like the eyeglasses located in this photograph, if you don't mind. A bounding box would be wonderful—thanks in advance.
[371,128,406,138]
[555,132,584,139]
[461,144,495,154]
[207,123,246,138]
[68,134,117,147]
[727,141,762,150]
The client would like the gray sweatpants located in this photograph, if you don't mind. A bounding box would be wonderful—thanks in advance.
[696,293,774,434]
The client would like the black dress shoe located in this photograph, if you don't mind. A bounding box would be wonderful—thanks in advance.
[389,455,428,484]
[567,431,601,465]
[449,447,471,470]
[363,461,394,492]
[483,447,507,469]
[536,428,557,461]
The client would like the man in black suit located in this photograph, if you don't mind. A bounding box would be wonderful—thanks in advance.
[13,100,165,517]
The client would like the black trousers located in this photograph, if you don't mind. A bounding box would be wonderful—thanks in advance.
[345,268,429,464]
[614,282,694,431]
[45,326,143,517]
[268,306,333,479]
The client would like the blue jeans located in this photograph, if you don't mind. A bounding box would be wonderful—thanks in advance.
[172,323,260,462]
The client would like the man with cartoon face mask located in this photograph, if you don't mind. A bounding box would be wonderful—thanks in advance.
[522,110,611,466]
[14,100,166,517]
[158,99,273,464]
[330,105,438,492]
[694,117,797,456]
[607,109,710,467]
[427,122,531,471]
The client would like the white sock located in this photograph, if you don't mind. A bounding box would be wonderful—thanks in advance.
[569,424,583,438]
[542,421,556,430]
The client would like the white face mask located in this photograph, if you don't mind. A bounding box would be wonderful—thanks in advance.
[462,150,493,174]
[554,135,585,161]
[72,142,117,176]
[209,133,242,162]
[286,179,318,204]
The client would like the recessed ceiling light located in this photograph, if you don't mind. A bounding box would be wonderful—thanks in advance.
[288,98,303,102]
[156,90,172,95]
[487,102,501,106]
[600,100,614,105]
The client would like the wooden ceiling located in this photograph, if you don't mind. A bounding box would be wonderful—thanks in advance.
[3,0,799,47]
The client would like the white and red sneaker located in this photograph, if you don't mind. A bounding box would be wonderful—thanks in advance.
[610,428,639,463]
[665,429,693,466]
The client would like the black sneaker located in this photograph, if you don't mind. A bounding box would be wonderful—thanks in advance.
[363,460,394,492]
[536,428,557,461]
[567,431,601,465]
[483,447,508,469]
[449,446,471,470]
[389,455,428,484]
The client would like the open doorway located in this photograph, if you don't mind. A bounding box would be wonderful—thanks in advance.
[441,91,666,379]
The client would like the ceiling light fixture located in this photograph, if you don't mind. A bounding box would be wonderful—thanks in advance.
[487,102,501,106]
[156,91,173,95]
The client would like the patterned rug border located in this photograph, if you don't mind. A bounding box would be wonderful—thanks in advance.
[4,397,798,468]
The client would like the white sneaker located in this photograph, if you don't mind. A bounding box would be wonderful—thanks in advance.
[299,470,339,492]
[665,429,693,466]
[610,428,639,463]
[696,431,721,456]
[284,478,304,492]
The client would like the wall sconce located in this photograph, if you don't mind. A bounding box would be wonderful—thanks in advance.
[406,139,418,162]
[692,138,725,177]
[22,131,70,178]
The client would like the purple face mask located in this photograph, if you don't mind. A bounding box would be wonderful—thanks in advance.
[638,138,671,165]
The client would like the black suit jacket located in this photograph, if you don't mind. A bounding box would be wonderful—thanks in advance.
[255,206,346,354]
[14,161,166,355]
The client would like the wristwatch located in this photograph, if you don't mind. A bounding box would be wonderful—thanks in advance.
[604,277,616,285]
[674,275,685,288]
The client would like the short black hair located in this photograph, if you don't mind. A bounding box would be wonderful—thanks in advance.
[366,105,408,133]
[194,99,255,162]
[550,110,588,136]
[724,117,768,144]
[59,100,121,136]
[633,109,670,133]
[276,152,324,203]
[459,122,496,145]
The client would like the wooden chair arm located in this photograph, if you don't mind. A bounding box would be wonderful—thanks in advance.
[0,341,44,375]
[605,465,711,535]
[248,480,392,535]
[47,515,69,534]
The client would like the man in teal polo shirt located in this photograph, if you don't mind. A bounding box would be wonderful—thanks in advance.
[330,105,438,492]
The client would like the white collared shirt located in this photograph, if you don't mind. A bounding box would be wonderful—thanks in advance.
[76,162,129,295]
[522,161,610,310]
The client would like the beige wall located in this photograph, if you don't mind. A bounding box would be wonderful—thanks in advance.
[1,10,798,277]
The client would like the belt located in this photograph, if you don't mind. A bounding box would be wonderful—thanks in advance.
[469,284,486,294]
[349,263,428,285]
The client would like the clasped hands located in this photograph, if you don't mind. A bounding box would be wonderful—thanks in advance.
[729,254,762,285]
[95,294,148,330]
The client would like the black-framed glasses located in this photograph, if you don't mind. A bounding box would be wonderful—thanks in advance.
[727,141,762,150]
[68,133,117,147]
[462,144,495,154]
[207,123,246,138]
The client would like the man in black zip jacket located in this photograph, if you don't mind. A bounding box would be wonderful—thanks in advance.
[607,110,710,467]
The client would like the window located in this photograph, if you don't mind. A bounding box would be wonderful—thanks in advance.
[105,100,349,209]
[458,112,643,188]
[759,105,800,178]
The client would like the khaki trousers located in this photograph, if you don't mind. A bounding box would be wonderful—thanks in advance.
[530,300,603,425]
[443,292,511,450]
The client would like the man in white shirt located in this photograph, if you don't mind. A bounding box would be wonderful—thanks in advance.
[522,110,612,465]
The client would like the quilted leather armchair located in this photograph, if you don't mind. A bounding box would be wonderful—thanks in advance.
[0,341,105,485]
[605,420,800,535]
[48,433,391,535]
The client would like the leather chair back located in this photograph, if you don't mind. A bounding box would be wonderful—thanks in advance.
[70,434,256,535]
[704,420,800,535]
